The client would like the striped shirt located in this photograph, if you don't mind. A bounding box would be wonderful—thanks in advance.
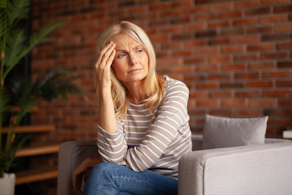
[97,76,192,178]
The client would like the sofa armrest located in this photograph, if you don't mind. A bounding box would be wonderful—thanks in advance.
[178,142,292,195]
[57,140,98,195]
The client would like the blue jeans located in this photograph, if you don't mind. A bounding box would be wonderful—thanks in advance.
[83,162,178,195]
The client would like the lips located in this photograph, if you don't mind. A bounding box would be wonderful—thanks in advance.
[128,69,141,73]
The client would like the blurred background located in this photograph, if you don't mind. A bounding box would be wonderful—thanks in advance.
[14,0,292,194]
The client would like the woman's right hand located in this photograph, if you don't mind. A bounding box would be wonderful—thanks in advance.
[73,156,102,194]
[95,41,116,92]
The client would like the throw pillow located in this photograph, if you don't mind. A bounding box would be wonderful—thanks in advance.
[202,114,268,150]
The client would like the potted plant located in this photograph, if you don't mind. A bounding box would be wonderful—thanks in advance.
[0,0,82,194]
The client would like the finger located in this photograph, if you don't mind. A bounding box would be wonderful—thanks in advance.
[95,42,115,70]
[99,43,116,70]
[105,48,116,68]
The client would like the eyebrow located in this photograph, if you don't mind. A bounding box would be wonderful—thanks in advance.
[115,45,143,52]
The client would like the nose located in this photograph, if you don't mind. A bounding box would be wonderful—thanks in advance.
[129,53,137,66]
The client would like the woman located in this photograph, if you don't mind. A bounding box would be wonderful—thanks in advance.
[73,21,192,195]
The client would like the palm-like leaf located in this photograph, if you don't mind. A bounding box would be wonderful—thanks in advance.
[4,28,26,67]
[7,0,30,27]
[0,0,7,8]
[0,10,8,40]
[2,21,64,80]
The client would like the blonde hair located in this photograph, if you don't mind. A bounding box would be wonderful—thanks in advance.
[94,21,166,119]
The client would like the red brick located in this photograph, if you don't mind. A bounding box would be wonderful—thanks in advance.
[235,0,261,9]
[236,109,263,116]
[276,23,292,31]
[171,17,191,24]
[274,4,292,13]
[208,73,232,80]
[184,58,205,64]
[260,14,288,23]
[278,118,292,126]
[235,91,262,97]
[277,61,292,68]
[209,56,232,63]
[183,23,205,31]
[209,3,232,12]
[277,42,292,50]
[172,50,192,57]
[262,0,291,4]
[247,26,273,34]
[221,45,245,53]
[245,7,271,16]
[185,40,206,47]
[197,100,221,107]
[150,3,169,11]
[194,14,216,21]
[263,109,292,116]
[249,62,275,70]
[220,82,245,89]
[222,99,248,107]
[209,38,231,45]
[279,99,292,106]
[249,99,277,107]
[262,33,290,41]
[172,33,193,41]
[234,35,260,43]
[150,35,169,42]
[261,52,288,60]
[184,75,205,81]
[222,64,246,71]
[161,42,183,50]
[171,0,192,8]
[233,18,258,26]
[157,58,182,66]
[161,10,181,17]
[247,43,274,51]
[189,92,208,98]
[220,28,244,36]
[276,80,292,87]
[247,81,274,88]
[161,26,182,33]
[129,6,148,14]
[196,82,219,89]
[262,70,291,78]
[208,21,230,29]
[219,11,242,19]
[196,64,219,72]
[172,66,195,73]
[196,47,219,55]
[263,90,291,97]
[209,109,233,117]
[235,72,260,79]
[210,91,233,98]
[184,6,207,14]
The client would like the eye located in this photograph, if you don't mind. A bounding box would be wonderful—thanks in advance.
[137,49,143,53]
[117,53,126,58]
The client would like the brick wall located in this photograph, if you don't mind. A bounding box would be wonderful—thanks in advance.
[31,0,292,142]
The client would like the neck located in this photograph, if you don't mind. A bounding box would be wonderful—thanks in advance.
[124,81,147,105]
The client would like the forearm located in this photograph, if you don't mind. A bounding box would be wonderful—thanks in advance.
[98,89,118,134]
[85,156,103,167]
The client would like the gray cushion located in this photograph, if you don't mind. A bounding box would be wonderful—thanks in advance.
[202,114,268,149]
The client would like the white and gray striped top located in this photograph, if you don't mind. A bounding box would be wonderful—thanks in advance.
[97,76,192,178]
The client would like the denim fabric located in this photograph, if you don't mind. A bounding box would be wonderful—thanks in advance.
[83,162,178,195]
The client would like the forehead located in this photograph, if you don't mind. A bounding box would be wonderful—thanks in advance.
[112,34,141,48]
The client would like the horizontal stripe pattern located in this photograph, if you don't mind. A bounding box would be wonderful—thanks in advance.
[97,76,192,178]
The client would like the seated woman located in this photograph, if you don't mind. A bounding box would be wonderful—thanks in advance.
[73,21,192,195]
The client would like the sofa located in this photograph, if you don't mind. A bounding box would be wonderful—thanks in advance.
[57,134,292,195]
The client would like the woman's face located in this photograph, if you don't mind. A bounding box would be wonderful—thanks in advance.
[111,34,149,85]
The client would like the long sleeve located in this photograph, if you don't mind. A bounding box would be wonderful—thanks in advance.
[121,80,190,172]
[96,77,192,177]
[96,119,127,163]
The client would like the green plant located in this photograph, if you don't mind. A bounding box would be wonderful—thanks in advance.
[0,0,80,178]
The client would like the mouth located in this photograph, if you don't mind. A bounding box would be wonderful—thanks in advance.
[128,69,141,73]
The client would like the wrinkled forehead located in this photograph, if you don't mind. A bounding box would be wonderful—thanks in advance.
[112,33,142,49]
